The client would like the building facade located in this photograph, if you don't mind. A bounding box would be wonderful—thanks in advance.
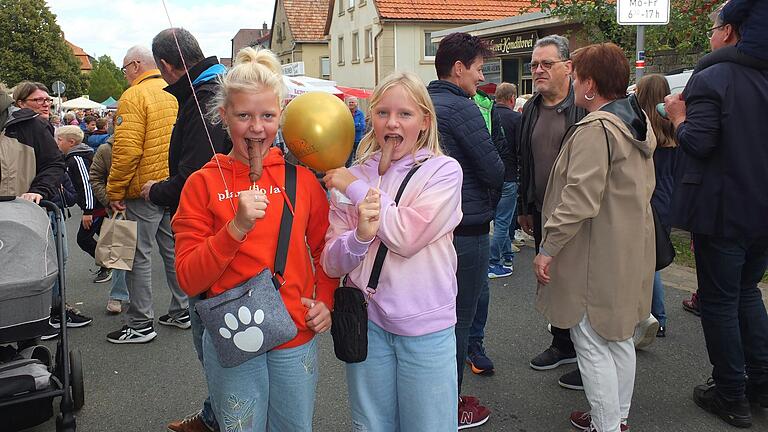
[433,12,579,95]
[270,0,332,80]
[231,24,272,59]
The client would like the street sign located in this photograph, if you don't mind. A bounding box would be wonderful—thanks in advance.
[617,0,670,25]
[52,80,66,95]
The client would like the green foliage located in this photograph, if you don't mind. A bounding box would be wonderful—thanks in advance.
[0,0,87,96]
[527,0,721,57]
[88,55,128,102]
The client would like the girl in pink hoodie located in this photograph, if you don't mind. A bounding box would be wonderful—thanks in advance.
[322,72,463,431]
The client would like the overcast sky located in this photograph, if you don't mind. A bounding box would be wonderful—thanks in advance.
[47,0,276,66]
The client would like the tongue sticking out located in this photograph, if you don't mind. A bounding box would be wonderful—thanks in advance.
[378,136,400,176]
[246,139,263,183]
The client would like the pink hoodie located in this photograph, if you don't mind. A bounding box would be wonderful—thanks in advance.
[322,148,463,336]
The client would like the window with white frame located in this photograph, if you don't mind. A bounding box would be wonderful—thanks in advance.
[321,57,330,78]
[339,0,344,15]
[348,0,354,9]
[424,31,438,60]
[337,36,345,65]
[365,28,373,59]
[352,31,360,62]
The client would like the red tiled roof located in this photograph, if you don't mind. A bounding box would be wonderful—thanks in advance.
[285,0,331,41]
[65,40,92,71]
[374,0,532,20]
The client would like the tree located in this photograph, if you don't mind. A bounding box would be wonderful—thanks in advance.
[528,0,722,58]
[88,55,128,102]
[0,0,87,96]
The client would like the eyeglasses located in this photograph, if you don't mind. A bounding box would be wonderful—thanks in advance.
[120,60,139,73]
[706,24,727,39]
[530,59,568,71]
[25,97,54,105]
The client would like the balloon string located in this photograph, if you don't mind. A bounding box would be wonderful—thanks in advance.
[160,0,236,216]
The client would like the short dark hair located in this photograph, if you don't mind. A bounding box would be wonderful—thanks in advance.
[12,81,49,103]
[152,28,205,70]
[95,118,108,130]
[572,43,629,101]
[84,115,96,124]
[434,32,491,79]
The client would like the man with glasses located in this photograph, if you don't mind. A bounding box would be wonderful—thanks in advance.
[664,5,768,428]
[106,46,187,344]
[518,35,587,390]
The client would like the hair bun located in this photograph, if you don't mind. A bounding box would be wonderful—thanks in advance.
[234,47,281,76]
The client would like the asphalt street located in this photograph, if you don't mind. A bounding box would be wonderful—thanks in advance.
[20,211,768,431]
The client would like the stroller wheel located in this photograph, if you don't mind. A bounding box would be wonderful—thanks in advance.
[69,349,84,411]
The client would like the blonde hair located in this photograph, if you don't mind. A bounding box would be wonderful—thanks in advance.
[354,72,442,165]
[209,47,286,124]
[56,125,84,142]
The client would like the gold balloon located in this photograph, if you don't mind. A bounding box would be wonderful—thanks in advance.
[282,92,355,172]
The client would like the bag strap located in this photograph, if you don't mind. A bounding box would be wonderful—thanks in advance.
[272,163,297,289]
[366,164,422,291]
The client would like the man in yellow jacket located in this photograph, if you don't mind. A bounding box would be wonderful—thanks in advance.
[106,45,188,344]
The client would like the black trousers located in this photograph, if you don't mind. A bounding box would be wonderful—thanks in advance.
[534,208,576,355]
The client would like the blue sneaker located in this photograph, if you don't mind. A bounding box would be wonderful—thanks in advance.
[466,341,495,375]
[488,264,513,279]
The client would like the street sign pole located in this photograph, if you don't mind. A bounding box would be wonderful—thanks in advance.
[636,25,645,80]
[617,0,670,82]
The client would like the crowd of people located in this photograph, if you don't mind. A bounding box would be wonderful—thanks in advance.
[1,1,767,431]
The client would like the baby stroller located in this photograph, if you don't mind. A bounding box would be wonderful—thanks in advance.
[0,198,84,431]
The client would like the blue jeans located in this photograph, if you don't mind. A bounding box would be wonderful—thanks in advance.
[692,233,768,400]
[453,233,490,392]
[652,271,667,327]
[202,331,318,431]
[109,269,129,302]
[190,295,217,430]
[346,321,457,432]
[489,181,518,266]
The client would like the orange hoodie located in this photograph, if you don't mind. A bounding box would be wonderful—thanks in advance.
[173,147,337,349]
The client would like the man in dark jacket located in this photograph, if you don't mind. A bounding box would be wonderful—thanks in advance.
[141,28,231,217]
[518,35,587,390]
[147,27,230,432]
[664,8,768,428]
[427,31,504,429]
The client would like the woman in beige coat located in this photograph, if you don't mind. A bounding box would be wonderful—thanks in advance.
[533,43,656,432]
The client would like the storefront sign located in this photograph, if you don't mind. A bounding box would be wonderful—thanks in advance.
[282,61,305,77]
[484,31,538,56]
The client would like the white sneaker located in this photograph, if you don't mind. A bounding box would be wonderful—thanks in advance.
[106,299,122,314]
[633,314,660,349]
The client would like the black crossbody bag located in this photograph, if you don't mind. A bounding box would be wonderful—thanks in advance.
[331,165,421,363]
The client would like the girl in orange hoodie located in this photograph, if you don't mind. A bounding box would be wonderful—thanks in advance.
[172,47,337,431]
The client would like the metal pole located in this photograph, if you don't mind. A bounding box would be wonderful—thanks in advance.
[636,25,645,80]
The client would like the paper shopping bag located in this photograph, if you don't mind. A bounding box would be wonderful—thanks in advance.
[95,211,137,270]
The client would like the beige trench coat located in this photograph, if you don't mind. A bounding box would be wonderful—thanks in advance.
[536,110,656,341]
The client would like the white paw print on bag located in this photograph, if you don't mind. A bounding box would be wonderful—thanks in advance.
[219,306,265,352]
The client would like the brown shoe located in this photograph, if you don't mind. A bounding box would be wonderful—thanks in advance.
[167,411,215,432]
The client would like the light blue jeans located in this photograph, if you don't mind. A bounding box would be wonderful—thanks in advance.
[190,295,217,430]
[202,330,318,432]
[346,321,458,432]
[109,269,129,302]
[489,181,518,266]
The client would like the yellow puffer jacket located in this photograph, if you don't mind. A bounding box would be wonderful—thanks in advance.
[107,69,178,201]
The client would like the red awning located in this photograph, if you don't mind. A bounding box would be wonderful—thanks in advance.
[337,86,373,99]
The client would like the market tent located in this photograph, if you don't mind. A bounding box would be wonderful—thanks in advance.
[60,96,105,110]
[337,86,372,99]
[101,96,117,108]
